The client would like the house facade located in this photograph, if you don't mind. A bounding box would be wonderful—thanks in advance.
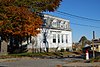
[27,14,72,52]
[91,39,100,52]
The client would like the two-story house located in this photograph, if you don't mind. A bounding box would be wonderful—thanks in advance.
[27,14,72,52]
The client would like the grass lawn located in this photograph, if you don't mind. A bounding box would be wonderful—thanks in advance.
[0,51,77,59]
[0,51,100,63]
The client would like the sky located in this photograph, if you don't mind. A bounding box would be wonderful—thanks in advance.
[45,0,100,42]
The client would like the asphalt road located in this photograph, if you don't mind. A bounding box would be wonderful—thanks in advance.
[0,58,65,67]
[0,58,100,67]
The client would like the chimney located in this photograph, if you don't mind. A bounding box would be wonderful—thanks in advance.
[93,31,95,39]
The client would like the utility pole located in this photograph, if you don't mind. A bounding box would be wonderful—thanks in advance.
[92,31,95,58]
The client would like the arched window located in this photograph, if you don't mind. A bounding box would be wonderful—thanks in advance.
[52,19,57,28]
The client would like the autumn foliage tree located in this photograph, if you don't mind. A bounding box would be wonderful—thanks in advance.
[0,0,62,53]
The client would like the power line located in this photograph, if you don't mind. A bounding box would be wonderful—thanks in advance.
[45,11,100,28]
[71,22,100,28]
[57,11,100,22]
[54,10,100,28]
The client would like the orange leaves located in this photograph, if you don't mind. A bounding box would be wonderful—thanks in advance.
[24,15,43,36]
[0,21,3,26]
[0,0,62,12]
[0,5,43,37]
[6,6,32,19]
[0,0,62,39]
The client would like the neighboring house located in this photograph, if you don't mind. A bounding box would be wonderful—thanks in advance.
[91,39,100,52]
[27,14,72,52]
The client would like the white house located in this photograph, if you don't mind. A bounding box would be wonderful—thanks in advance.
[27,14,72,52]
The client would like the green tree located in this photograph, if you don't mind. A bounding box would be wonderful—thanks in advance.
[79,36,87,48]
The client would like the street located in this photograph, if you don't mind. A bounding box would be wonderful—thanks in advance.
[0,58,65,67]
[0,57,100,67]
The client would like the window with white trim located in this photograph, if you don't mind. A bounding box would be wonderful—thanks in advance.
[62,34,64,43]
[53,34,56,43]
[66,34,68,43]
[58,34,60,43]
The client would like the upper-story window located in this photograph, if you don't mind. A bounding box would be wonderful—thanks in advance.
[57,20,61,28]
[52,19,57,28]
[44,15,70,30]
[63,21,67,29]
[61,21,68,29]
[60,21,66,29]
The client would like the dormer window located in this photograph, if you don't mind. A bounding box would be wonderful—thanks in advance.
[52,19,57,28]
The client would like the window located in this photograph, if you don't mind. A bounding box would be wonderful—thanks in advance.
[66,35,68,43]
[53,39,56,43]
[53,34,56,43]
[52,19,57,28]
[60,21,65,29]
[62,34,64,43]
[58,34,60,43]
[57,20,61,28]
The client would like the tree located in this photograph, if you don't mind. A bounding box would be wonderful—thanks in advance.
[79,36,92,50]
[0,0,62,53]
[0,0,62,39]
[79,36,87,49]
[79,36,87,43]
[14,0,62,12]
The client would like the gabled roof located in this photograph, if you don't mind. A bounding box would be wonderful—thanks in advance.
[42,14,71,31]
[44,14,70,22]
[93,39,100,43]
